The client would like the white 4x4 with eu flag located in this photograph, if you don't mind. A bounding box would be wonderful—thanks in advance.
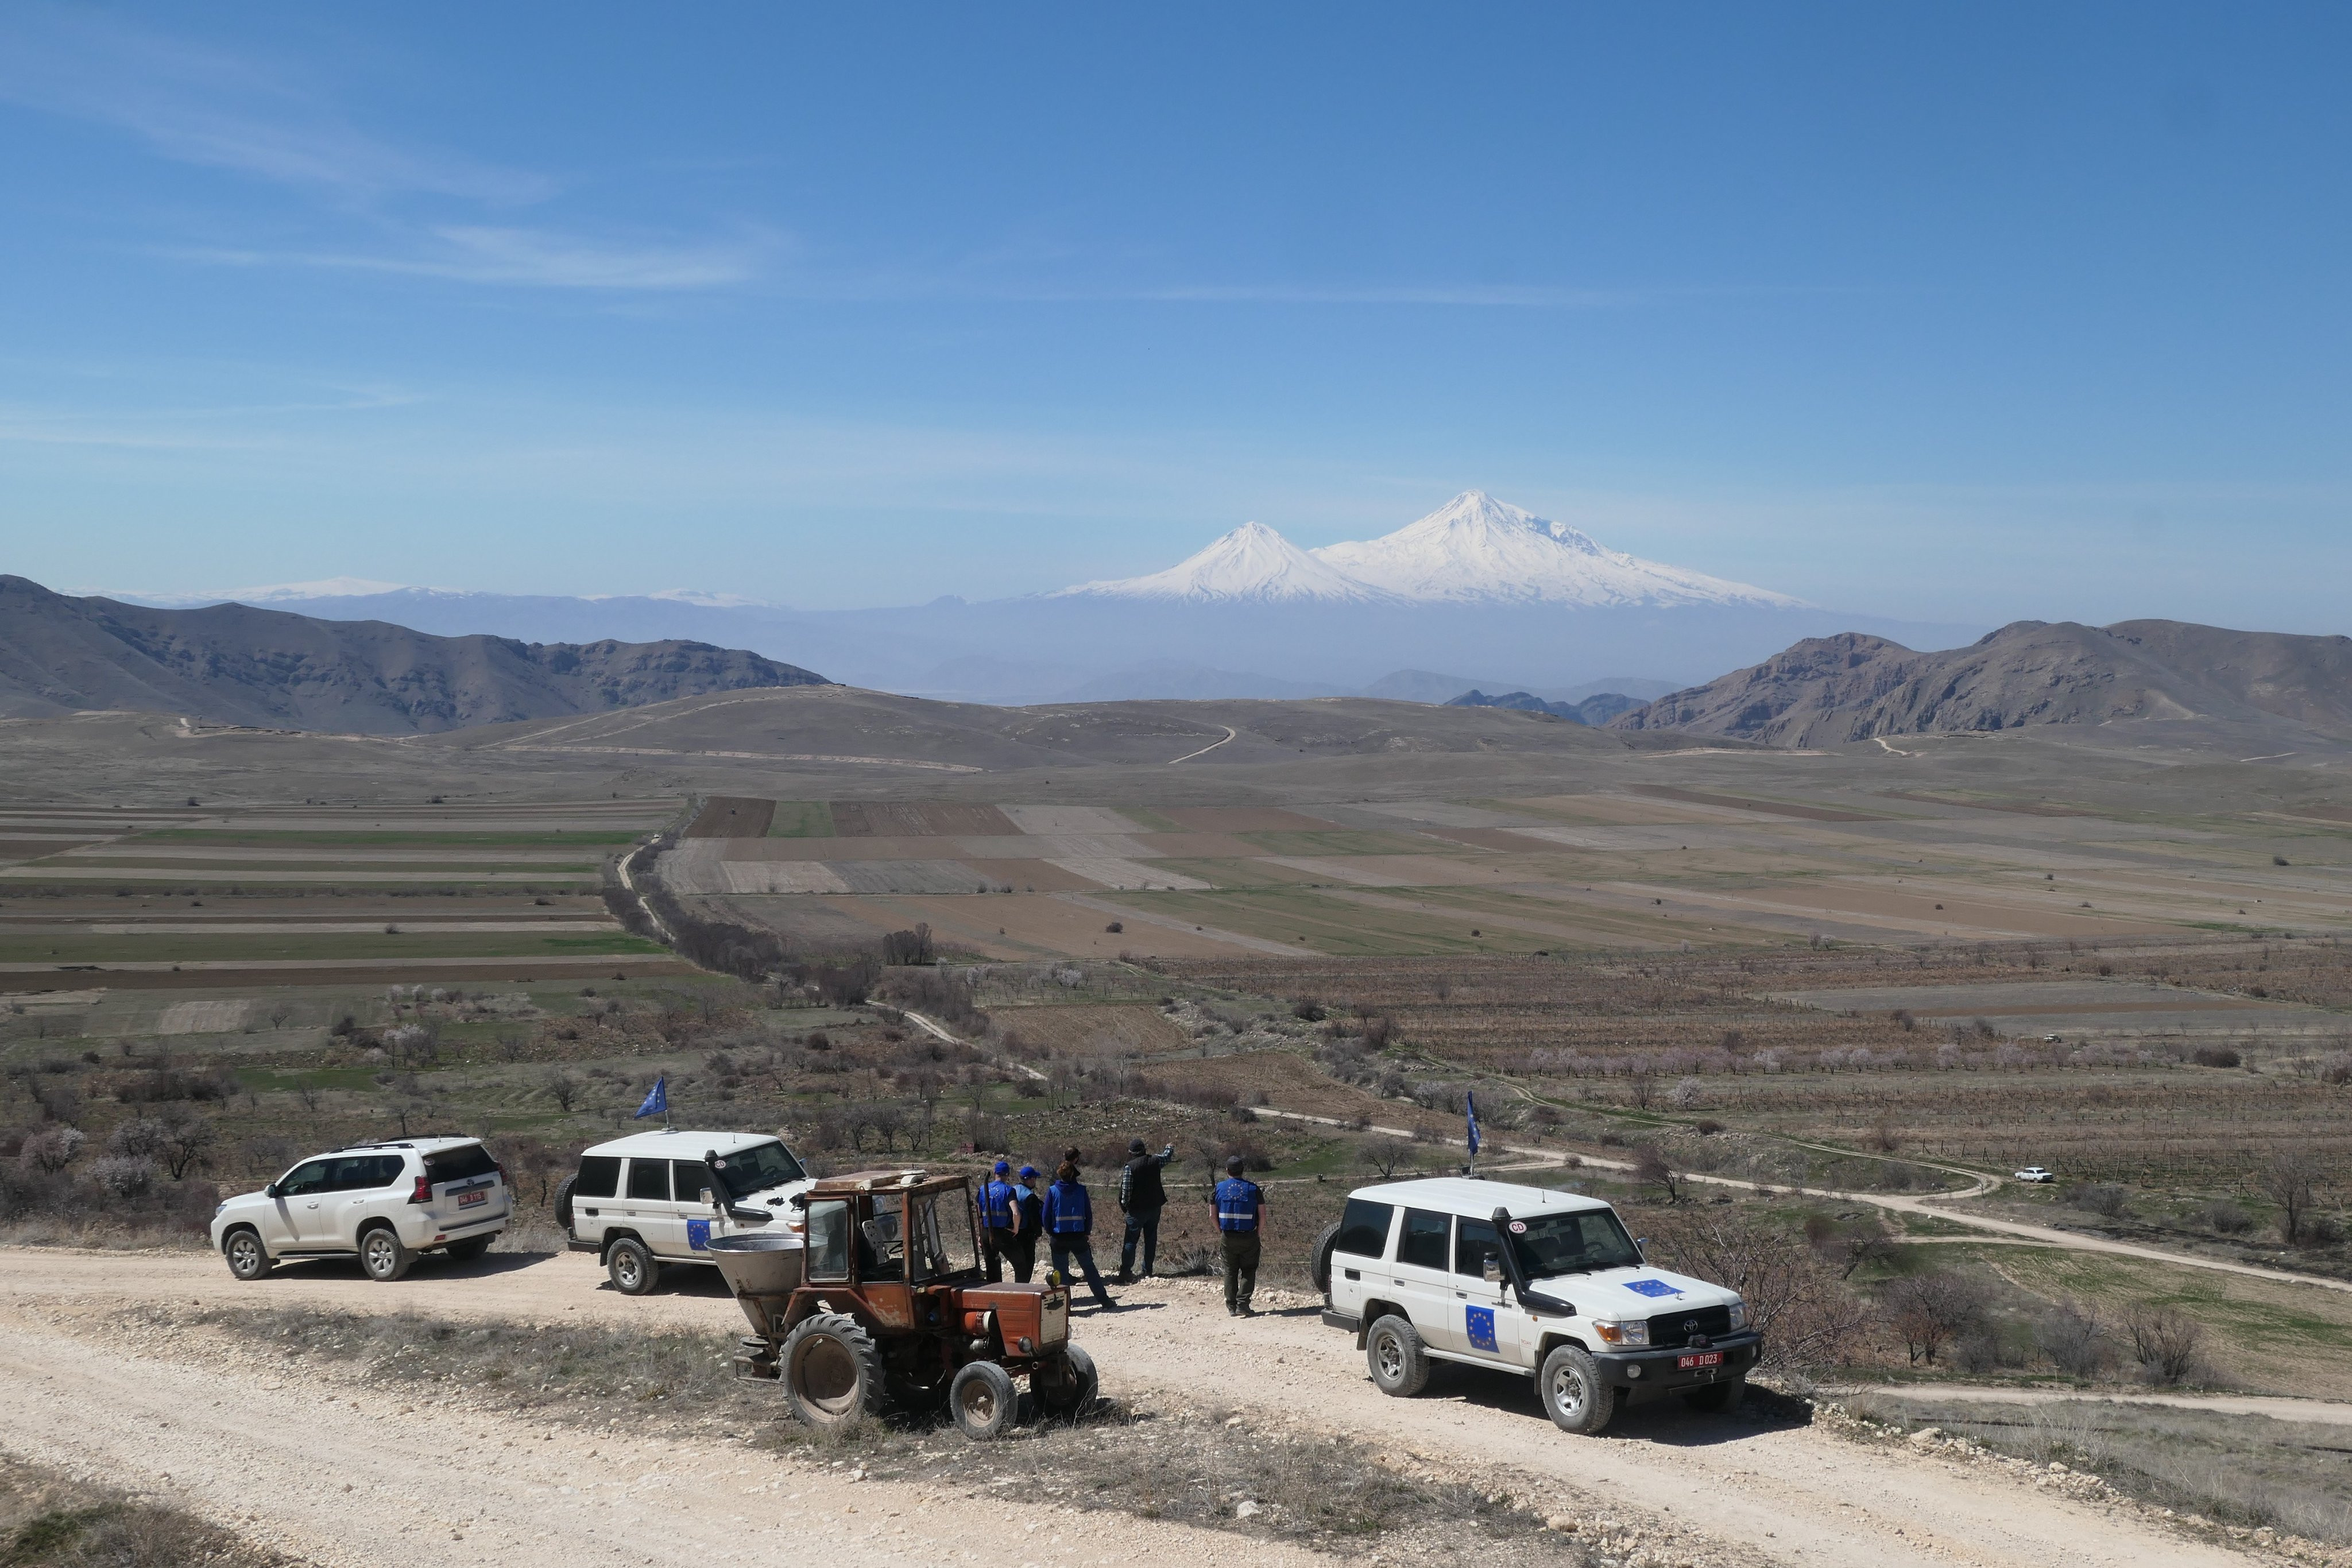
[209,1137,510,1282]
[558,1128,815,1295]
[1316,1177,1758,1434]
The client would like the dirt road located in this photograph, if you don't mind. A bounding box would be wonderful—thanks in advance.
[0,1247,2272,1568]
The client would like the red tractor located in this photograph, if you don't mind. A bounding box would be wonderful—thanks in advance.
[707,1166,1097,1439]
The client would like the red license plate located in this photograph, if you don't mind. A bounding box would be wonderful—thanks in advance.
[1677,1350,1723,1370]
[457,1189,486,1209]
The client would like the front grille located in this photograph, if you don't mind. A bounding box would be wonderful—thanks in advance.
[1647,1305,1732,1347]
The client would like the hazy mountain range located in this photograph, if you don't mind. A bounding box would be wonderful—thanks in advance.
[110,491,1976,703]
[0,575,828,734]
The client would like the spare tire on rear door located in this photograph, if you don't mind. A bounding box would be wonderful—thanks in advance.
[1309,1219,1341,1299]
[554,1174,577,1233]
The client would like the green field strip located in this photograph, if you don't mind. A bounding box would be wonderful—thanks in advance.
[1388,883,1779,943]
[767,801,837,838]
[1233,829,1449,857]
[0,931,666,963]
[136,830,640,847]
[1102,886,1553,956]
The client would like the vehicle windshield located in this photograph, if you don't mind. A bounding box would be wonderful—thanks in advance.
[907,1190,980,1281]
[714,1140,806,1197]
[1508,1208,1644,1277]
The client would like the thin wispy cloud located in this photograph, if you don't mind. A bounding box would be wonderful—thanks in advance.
[177,226,770,291]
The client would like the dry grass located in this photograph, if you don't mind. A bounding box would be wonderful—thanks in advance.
[0,1453,289,1567]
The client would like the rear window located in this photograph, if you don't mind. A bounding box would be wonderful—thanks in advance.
[573,1156,621,1199]
[1333,1199,1393,1259]
[424,1144,498,1184]
[1396,1208,1450,1270]
[626,1159,671,1201]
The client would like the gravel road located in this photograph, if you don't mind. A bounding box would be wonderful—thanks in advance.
[0,1246,2277,1568]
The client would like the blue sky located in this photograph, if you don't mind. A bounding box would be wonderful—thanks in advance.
[1,5,2346,626]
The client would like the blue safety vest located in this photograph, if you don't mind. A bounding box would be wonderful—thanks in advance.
[1214,1177,1263,1233]
[976,1178,1016,1230]
[1043,1179,1092,1236]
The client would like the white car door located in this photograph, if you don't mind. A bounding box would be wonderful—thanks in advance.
[270,1159,332,1249]
[619,1157,689,1257]
[1449,1216,1525,1366]
[1387,1207,1460,1350]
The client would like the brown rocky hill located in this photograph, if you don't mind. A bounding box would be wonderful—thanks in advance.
[1611,618,2352,747]
[0,575,829,734]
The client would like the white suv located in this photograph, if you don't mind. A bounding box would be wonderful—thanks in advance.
[1318,1177,1759,1435]
[211,1137,510,1283]
[558,1129,814,1295]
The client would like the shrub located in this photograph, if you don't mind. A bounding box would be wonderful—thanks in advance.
[2034,1301,2111,1377]
[1879,1270,1992,1366]
[2065,1182,2132,1218]
[18,1127,84,1174]
[2192,1046,2242,1068]
[1290,997,1326,1022]
[2126,1304,2207,1386]
[90,1155,157,1201]
[2200,1198,2253,1234]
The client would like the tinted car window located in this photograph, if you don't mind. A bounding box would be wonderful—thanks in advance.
[626,1159,671,1201]
[718,1140,806,1192]
[573,1156,621,1199]
[1454,1217,1503,1277]
[424,1144,498,1184]
[673,1160,714,1205]
[1396,1208,1450,1270]
[327,1154,405,1191]
[277,1160,332,1197]
[1333,1199,1394,1259]
[804,1199,851,1281]
[1508,1209,1643,1276]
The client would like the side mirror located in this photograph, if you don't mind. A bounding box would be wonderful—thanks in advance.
[264,1182,281,1199]
[1481,1257,1503,1283]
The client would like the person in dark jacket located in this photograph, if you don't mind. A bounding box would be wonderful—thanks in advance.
[1211,1155,1267,1316]
[974,1160,1021,1283]
[1040,1160,1115,1310]
[1115,1137,1176,1284]
[1005,1164,1043,1283]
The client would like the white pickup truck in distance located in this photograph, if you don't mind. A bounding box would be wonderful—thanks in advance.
[1318,1177,1759,1435]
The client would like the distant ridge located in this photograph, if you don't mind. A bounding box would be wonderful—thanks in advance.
[1447,688,1644,725]
[1612,619,2352,746]
[0,575,830,734]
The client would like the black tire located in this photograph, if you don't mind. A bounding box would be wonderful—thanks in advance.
[949,1360,1018,1441]
[358,1225,413,1283]
[444,1236,493,1263]
[783,1312,889,1428]
[1538,1344,1616,1435]
[1031,1344,1098,1419]
[605,1236,658,1295]
[1365,1314,1431,1397]
[554,1174,577,1233]
[1682,1376,1744,1415]
[222,1228,271,1281]
[1309,1220,1342,1300]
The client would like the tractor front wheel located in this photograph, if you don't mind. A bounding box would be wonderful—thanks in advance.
[1031,1344,1098,1419]
[949,1361,1017,1441]
[782,1313,888,1428]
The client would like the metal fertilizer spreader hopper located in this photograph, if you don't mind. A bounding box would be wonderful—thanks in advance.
[707,1231,805,1341]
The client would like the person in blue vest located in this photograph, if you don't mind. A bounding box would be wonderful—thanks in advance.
[1006,1164,1045,1283]
[974,1160,1022,1283]
[1040,1159,1115,1310]
[1211,1155,1267,1317]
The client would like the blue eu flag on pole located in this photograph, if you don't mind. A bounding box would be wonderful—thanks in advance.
[635,1077,668,1121]
[1465,1090,1480,1161]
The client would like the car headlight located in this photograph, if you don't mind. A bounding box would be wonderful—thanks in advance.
[1591,1319,1650,1348]
[1727,1300,1747,1331]
[213,1202,226,1216]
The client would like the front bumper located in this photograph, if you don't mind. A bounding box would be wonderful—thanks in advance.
[1595,1331,1763,1403]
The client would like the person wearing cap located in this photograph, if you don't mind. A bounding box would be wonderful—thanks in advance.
[1115,1137,1177,1285]
[1005,1164,1045,1283]
[974,1159,1022,1283]
[1210,1155,1267,1316]
[1041,1160,1115,1310]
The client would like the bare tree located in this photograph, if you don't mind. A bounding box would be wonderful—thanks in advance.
[266,1001,294,1029]
[1627,1071,1658,1111]
[2034,1300,2110,1377]
[1879,1271,1989,1366]
[1646,1208,1871,1372]
[156,1109,216,1180]
[1632,1144,1682,1203]
[2125,1304,2206,1386]
[545,1071,581,1113]
[2261,1150,2326,1245]
[1359,1137,1410,1180]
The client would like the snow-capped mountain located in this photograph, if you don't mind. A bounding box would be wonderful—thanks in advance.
[1054,520,1396,603]
[1058,492,1802,608]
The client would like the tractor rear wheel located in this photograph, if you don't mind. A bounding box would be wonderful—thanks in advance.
[1031,1344,1098,1419]
[782,1313,888,1428]
[949,1361,1017,1441]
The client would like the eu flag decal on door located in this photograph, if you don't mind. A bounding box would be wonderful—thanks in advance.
[1465,1305,1498,1352]
[687,1218,711,1250]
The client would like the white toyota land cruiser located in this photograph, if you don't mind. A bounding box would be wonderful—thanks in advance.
[1317,1177,1759,1434]
[557,1128,815,1295]
[210,1136,510,1283]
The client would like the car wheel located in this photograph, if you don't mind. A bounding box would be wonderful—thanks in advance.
[223,1229,271,1281]
[1682,1376,1744,1415]
[554,1175,577,1233]
[1309,1221,1342,1300]
[1365,1314,1431,1397]
[1030,1344,1098,1419]
[444,1236,493,1263]
[782,1312,888,1428]
[358,1225,413,1283]
[605,1237,657,1295]
[949,1361,1018,1441]
[1538,1344,1616,1435]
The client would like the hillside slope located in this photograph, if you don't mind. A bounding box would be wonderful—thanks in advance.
[1612,619,2352,746]
[0,575,829,734]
